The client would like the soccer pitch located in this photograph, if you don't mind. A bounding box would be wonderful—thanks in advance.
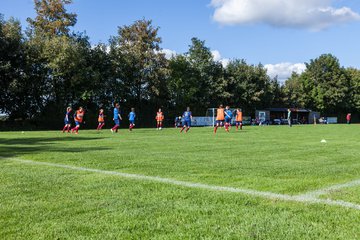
[1,125,360,239]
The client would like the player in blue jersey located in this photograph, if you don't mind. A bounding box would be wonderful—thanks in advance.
[128,108,136,131]
[62,107,72,133]
[111,103,122,133]
[224,106,233,132]
[180,107,192,133]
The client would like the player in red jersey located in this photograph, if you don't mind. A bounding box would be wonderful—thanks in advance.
[214,105,225,134]
[71,107,85,134]
[97,109,105,131]
[235,108,243,130]
[156,108,164,130]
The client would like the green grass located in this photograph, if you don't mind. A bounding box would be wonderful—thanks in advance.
[320,186,360,205]
[1,125,360,239]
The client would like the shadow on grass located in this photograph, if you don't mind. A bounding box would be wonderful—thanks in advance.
[0,136,109,159]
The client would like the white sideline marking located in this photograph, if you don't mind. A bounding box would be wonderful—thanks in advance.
[3,157,360,211]
[299,179,360,198]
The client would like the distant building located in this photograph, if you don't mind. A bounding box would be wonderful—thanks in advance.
[255,108,320,125]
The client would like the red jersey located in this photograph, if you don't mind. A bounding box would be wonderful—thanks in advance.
[98,113,104,123]
[75,110,84,123]
[156,112,164,121]
[216,108,225,121]
[236,110,243,122]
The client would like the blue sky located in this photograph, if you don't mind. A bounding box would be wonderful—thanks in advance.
[1,0,360,81]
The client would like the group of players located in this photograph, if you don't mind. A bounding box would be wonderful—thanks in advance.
[62,103,243,134]
[214,105,243,133]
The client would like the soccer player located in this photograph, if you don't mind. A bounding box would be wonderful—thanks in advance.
[156,108,164,130]
[346,113,351,124]
[62,107,72,133]
[235,108,243,130]
[224,106,233,132]
[128,108,136,131]
[111,103,122,133]
[96,109,105,131]
[287,108,292,127]
[180,107,192,133]
[71,107,85,134]
[174,116,182,128]
[214,104,225,133]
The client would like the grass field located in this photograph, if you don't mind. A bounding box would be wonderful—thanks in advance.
[1,124,360,239]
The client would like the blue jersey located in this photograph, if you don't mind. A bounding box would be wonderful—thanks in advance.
[114,108,119,119]
[64,111,71,124]
[129,112,136,121]
[64,111,70,121]
[225,110,233,120]
[183,111,192,121]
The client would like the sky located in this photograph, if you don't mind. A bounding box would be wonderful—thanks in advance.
[1,0,360,82]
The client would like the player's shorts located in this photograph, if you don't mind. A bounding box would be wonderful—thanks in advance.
[114,119,120,126]
[98,121,104,124]
[236,121,242,125]
[64,119,70,125]
[183,120,191,127]
[129,120,135,124]
[216,120,224,125]
[75,121,81,126]
[225,118,231,123]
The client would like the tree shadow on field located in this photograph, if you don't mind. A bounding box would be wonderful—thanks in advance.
[0,136,109,159]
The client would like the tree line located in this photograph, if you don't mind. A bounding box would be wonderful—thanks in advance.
[1,0,359,128]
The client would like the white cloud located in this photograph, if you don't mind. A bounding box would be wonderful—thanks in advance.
[160,48,177,59]
[211,50,230,67]
[265,62,306,82]
[210,0,360,30]
[211,50,222,61]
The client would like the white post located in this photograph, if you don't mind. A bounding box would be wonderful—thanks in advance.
[212,108,215,127]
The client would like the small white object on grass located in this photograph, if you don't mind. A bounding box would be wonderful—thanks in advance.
[21,131,25,134]
[321,139,327,143]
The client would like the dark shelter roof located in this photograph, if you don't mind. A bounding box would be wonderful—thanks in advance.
[267,108,312,113]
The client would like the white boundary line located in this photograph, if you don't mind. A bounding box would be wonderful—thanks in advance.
[298,179,360,198]
[3,157,360,211]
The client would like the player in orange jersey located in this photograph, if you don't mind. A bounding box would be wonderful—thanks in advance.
[71,107,85,134]
[235,108,243,130]
[156,108,164,130]
[97,109,105,131]
[214,104,225,134]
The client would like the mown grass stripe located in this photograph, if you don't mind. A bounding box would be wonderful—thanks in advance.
[4,156,360,211]
[298,179,360,198]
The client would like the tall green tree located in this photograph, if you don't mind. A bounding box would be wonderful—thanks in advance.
[0,16,25,117]
[304,54,351,114]
[346,67,360,112]
[27,0,76,36]
[168,38,226,114]
[283,72,307,108]
[283,54,354,115]
[224,59,273,112]
[0,16,47,119]
[109,19,169,119]
[187,38,227,111]
[26,0,100,120]
[168,55,197,111]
